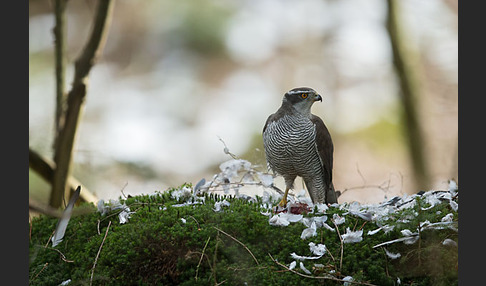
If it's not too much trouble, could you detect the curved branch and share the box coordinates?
[30,147,98,204]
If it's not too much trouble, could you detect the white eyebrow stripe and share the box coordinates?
[287,89,314,95]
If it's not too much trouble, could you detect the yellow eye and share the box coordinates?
[301,93,308,99]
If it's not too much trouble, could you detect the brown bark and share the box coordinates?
[50,0,115,208]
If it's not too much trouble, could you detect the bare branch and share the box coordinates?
[29,147,97,204]
[53,0,67,148]
[51,0,115,208]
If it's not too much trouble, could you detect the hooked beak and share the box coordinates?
[315,94,322,102]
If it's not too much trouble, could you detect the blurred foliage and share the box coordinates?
[344,117,405,152]
[29,170,51,205]
[30,184,457,285]
[173,1,232,56]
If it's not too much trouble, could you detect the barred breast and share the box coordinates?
[263,113,326,202]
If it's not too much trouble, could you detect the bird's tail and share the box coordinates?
[326,182,339,204]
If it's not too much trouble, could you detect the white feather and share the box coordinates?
[52,186,81,247]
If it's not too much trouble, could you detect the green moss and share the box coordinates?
[29,184,458,285]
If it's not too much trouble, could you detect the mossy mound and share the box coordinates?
[29,184,458,285]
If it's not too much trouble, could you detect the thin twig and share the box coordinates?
[213,226,259,265]
[326,242,336,263]
[227,266,268,272]
[398,171,404,194]
[417,219,422,267]
[49,247,74,263]
[205,179,285,197]
[356,162,366,185]
[195,236,211,281]
[340,179,393,196]
[45,230,55,248]
[352,218,359,231]
[188,215,201,230]
[31,262,49,282]
[359,221,368,231]
[213,232,220,285]
[90,220,111,286]
[268,253,377,286]
[205,181,265,191]
[382,248,390,278]
[332,219,344,272]
[120,182,129,199]
[218,136,238,159]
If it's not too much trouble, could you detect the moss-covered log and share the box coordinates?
[29,184,458,285]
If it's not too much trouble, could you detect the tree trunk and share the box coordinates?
[386,0,431,190]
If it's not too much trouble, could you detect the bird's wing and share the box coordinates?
[262,114,274,134]
[310,115,333,184]
[263,101,294,134]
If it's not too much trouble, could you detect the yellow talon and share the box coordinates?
[278,187,290,207]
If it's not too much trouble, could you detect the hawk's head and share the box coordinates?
[283,87,322,114]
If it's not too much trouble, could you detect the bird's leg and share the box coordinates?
[278,187,290,207]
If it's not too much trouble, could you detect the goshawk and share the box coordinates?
[262,87,338,206]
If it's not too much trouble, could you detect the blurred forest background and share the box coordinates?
[29,0,457,206]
